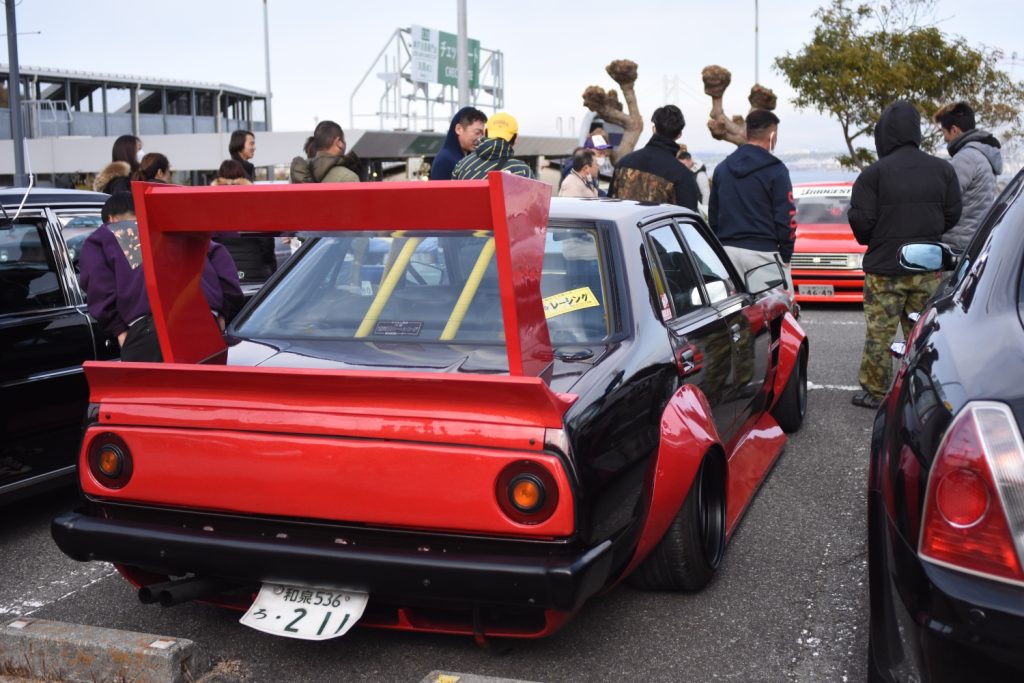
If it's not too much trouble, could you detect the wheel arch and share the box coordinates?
[613,383,724,585]
[770,311,808,410]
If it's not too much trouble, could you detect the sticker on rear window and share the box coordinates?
[543,287,600,319]
[372,320,423,336]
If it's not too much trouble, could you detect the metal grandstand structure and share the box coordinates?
[0,64,268,140]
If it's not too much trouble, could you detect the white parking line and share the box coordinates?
[808,382,860,391]
[0,563,117,618]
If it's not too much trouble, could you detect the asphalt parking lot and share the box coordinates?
[1,304,873,682]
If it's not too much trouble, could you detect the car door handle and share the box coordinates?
[675,347,698,376]
[730,323,742,343]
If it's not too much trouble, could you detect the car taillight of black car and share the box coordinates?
[918,402,1024,586]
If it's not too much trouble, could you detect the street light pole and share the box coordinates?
[754,0,760,85]
[456,0,468,108]
[5,0,28,186]
[262,0,273,131]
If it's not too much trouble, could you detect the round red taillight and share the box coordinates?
[88,433,133,489]
[936,468,989,528]
[496,461,558,525]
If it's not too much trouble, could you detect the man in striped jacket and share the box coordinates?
[452,112,534,180]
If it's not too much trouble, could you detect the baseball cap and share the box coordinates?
[487,112,519,142]
[584,130,612,150]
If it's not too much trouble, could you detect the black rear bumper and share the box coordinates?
[52,509,613,612]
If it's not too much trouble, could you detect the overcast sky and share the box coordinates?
[5,0,1023,154]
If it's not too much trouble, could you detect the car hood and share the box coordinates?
[225,337,607,395]
[795,223,866,254]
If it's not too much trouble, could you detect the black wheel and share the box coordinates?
[772,345,807,433]
[627,453,726,592]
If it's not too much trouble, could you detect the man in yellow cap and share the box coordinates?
[452,112,534,180]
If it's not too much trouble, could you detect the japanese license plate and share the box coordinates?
[798,284,835,297]
[239,583,368,640]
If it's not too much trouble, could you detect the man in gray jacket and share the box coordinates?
[933,102,1003,253]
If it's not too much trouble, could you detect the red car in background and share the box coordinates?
[791,181,865,303]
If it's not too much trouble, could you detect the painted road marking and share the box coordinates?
[0,563,117,618]
[808,382,860,391]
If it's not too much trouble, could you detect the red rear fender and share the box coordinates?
[614,384,722,583]
[771,311,807,405]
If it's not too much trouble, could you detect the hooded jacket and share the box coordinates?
[848,102,962,275]
[451,137,533,180]
[93,161,133,194]
[942,128,1003,252]
[609,133,700,210]
[289,152,361,183]
[708,144,796,261]
[430,107,479,180]
[210,177,277,282]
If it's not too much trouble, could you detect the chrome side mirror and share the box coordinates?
[898,242,957,272]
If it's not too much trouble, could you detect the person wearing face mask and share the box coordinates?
[429,107,487,180]
[708,108,796,290]
[559,148,600,198]
[94,135,142,194]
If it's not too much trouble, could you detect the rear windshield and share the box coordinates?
[234,226,611,344]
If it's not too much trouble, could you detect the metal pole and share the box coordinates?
[754,0,760,85]
[457,0,468,107]
[262,0,273,131]
[5,0,28,185]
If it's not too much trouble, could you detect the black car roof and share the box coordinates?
[0,187,108,208]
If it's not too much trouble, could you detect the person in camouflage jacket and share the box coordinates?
[608,105,700,211]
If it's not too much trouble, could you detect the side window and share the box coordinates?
[677,222,738,304]
[647,225,703,318]
[0,222,66,315]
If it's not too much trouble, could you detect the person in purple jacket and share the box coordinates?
[79,191,243,362]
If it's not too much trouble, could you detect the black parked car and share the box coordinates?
[868,170,1024,681]
[0,188,117,503]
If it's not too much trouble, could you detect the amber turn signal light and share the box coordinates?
[496,461,559,525]
[509,475,545,513]
[87,433,133,489]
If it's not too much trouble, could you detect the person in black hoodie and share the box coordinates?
[848,100,962,409]
[708,109,795,289]
[609,105,700,210]
[429,107,487,180]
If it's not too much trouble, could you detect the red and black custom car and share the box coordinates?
[52,174,807,642]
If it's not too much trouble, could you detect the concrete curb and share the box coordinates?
[0,618,208,683]
[419,673,543,683]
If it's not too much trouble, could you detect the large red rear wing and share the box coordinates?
[130,172,553,376]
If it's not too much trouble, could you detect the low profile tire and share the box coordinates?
[772,345,808,433]
[628,453,726,592]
